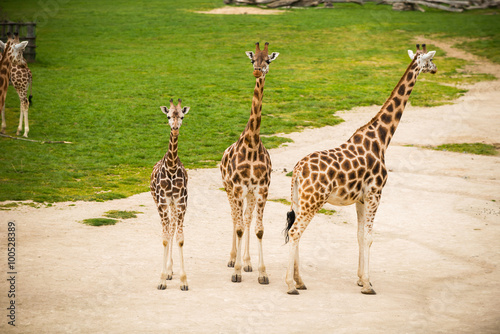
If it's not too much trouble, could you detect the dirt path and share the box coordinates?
[1,40,499,333]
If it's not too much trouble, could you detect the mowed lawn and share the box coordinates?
[1,0,498,202]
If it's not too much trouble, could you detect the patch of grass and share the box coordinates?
[269,198,292,206]
[0,1,498,202]
[104,210,142,219]
[318,208,336,215]
[433,143,498,155]
[286,171,293,177]
[81,218,118,226]
[0,202,19,210]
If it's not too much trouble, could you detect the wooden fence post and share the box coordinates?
[25,23,36,63]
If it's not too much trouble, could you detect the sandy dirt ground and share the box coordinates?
[1,40,499,333]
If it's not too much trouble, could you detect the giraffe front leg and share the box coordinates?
[232,198,244,283]
[165,211,176,280]
[175,204,188,291]
[243,193,256,273]
[158,210,172,290]
[356,196,380,295]
[255,198,269,284]
[225,189,237,268]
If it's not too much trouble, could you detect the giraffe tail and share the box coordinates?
[28,80,33,107]
[284,210,295,244]
[284,173,299,244]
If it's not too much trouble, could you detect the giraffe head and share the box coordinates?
[160,99,190,136]
[245,42,279,79]
[407,44,437,74]
[0,33,28,66]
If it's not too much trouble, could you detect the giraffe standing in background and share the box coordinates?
[284,44,437,295]
[220,42,279,284]
[0,33,29,137]
[0,33,32,137]
[150,98,190,291]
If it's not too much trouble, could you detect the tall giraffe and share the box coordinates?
[220,42,279,284]
[6,33,33,137]
[150,98,190,291]
[284,44,437,295]
[0,34,28,137]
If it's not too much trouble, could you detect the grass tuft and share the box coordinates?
[433,143,498,156]
[104,210,142,219]
[81,218,118,226]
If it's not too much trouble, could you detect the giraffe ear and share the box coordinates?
[182,106,190,115]
[268,52,279,62]
[408,50,415,60]
[0,41,5,50]
[245,51,254,60]
[14,41,28,51]
[422,51,436,60]
[160,106,169,115]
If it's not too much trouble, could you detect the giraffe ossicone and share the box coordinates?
[283,44,437,295]
[220,42,279,285]
[150,98,190,291]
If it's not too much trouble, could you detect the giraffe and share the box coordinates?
[220,42,279,284]
[283,44,437,295]
[0,34,28,137]
[150,98,190,291]
[0,33,33,137]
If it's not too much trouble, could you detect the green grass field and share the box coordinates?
[1,1,498,202]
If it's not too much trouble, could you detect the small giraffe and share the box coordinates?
[284,44,437,295]
[2,33,33,137]
[220,42,279,284]
[0,34,28,137]
[150,98,190,291]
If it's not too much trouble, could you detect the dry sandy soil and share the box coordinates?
[1,39,499,333]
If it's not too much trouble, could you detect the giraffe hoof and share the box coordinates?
[243,265,253,272]
[231,274,242,283]
[361,287,376,295]
[287,289,299,295]
[157,283,167,290]
[227,260,235,268]
[296,283,307,290]
[258,276,269,285]
[180,285,189,291]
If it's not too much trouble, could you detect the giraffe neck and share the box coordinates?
[0,42,13,108]
[241,76,265,147]
[348,58,419,157]
[164,131,179,173]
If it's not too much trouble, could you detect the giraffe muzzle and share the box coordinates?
[253,70,263,78]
